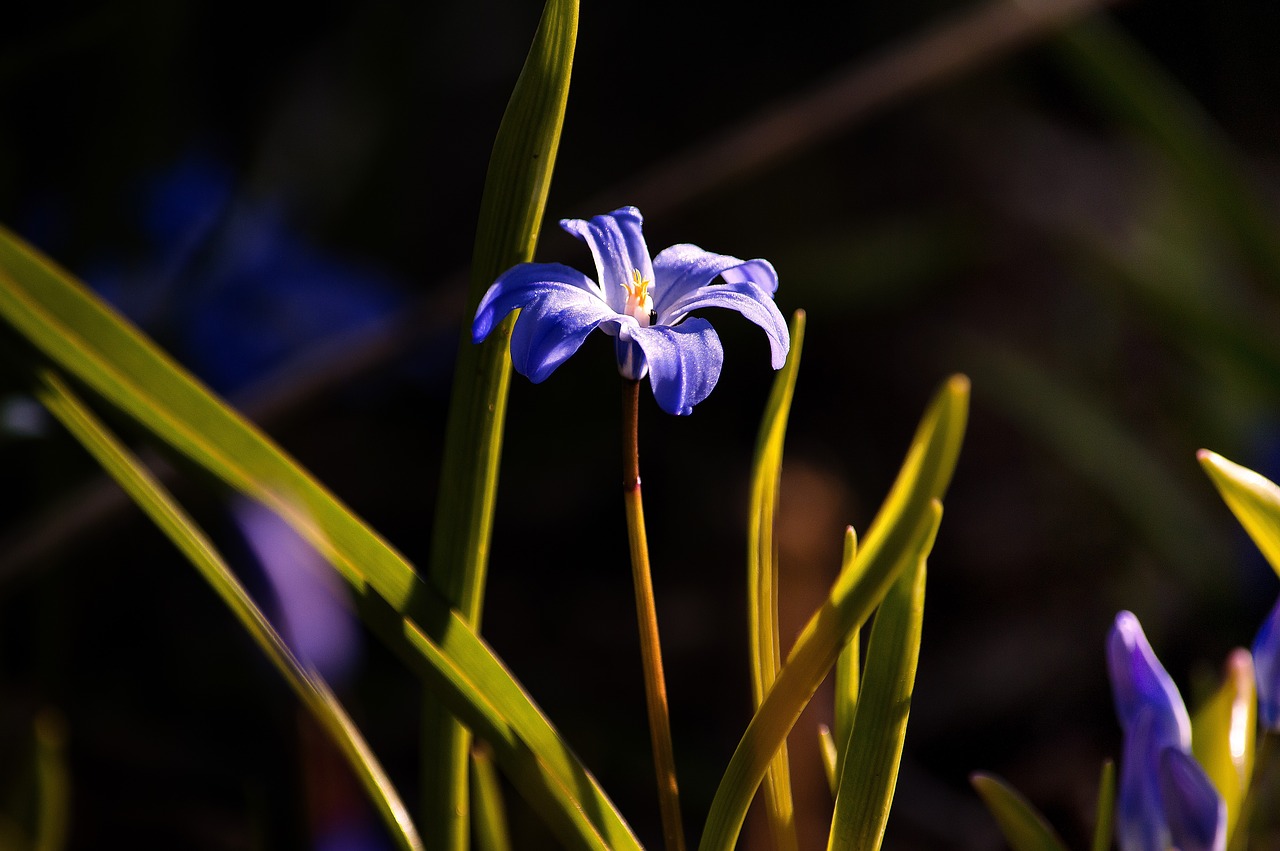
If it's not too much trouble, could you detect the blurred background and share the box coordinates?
[2,0,1280,848]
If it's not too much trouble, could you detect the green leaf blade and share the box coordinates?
[1199,449,1280,580]
[698,371,968,851]
[827,553,927,851]
[1191,649,1256,837]
[0,227,640,849]
[747,310,806,851]
[424,1,578,841]
[33,370,424,851]
[1090,760,1116,851]
[971,773,1071,851]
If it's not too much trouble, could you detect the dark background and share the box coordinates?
[2,0,1279,848]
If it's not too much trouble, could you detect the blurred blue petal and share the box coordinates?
[87,150,407,396]
[1108,610,1191,748]
[235,498,361,685]
[1252,593,1280,730]
[1158,748,1227,851]
[1107,611,1222,851]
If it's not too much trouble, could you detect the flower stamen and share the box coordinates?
[622,268,654,326]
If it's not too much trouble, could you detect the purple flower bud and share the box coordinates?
[1106,611,1224,851]
[1252,593,1280,730]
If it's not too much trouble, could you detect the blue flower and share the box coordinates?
[472,206,789,415]
[1107,611,1225,851]
[1253,593,1280,730]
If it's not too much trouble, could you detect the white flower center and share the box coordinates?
[621,268,655,327]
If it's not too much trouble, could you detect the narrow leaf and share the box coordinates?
[833,527,860,784]
[1091,760,1116,851]
[32,369,423,851]
[470,742,513,851]
[827,553,927,851]
[697,375,967,851]
[970,773,1071,851]
[818,725,838,797]
[747,310,806,851]
[32,710,69,851]
[424,0,579,843]
[1191,649,1256,837]
[1199,449,1280,580]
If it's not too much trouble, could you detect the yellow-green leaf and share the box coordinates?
[33,370,422,851]
[1090,760,1116,851]
[1199,449,1280,580]
[833,527,860,785]
[827,553,926,851]
[971,773,1070,851]
[424,0,579,843]
[698,375,968,851]
[747,310,806,851]
[1191,649,1256,837]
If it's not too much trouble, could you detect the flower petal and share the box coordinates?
[1116,709,1166,851]
[623,319,724,416]
[1107,611,1192,749]
[651,245,788,368]
[1158,748,1227,851]
[651,243,778,313]
[1252,593,1280,730]
[472,263,617,383]
[472,262,602,342]
[560,207,653,312]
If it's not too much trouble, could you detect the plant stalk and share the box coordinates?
[622,378,686,851]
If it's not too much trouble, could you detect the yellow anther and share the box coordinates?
[627,268,651,302]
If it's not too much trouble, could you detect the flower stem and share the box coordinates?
[622,378,686,851]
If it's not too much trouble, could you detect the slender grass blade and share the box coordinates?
[698,373,968,851]
[33,369,423,851]
[747,310,805,851]
[970,773,1070,851]
[424,0,579,843]
[1091,760,1115,851]
[827,554,926,851]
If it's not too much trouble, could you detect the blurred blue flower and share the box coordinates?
[1107,611,1225,851]
[472,206,789,415]
[89,151,405,396]
[1253,594,1280,730]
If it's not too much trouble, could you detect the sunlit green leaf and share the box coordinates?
[971,773,1070,851]
[833,527,859,785]
[1199,449,1280,580]
[32,370,423,851]
[747,310,806,851]
[423,0,579,842]
[698,375,968,851]
[470,742,513,851]
[1192,649,1256,837]
[827,552,926,851]
[818,725,838,797]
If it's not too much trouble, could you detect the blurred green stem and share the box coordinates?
[622,378,686,851]
[1232,731,1278,851]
